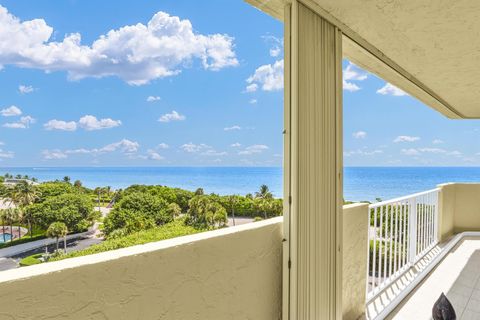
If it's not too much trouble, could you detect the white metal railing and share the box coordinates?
[366,188,439,301]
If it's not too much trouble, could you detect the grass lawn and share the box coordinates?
[0,226,46,249]
[50,219,203,262]
[19,253,43,266]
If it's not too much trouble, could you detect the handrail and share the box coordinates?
[369,188,440,208]
[366,188,440,302]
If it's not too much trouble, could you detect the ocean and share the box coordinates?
[2,166,480,202]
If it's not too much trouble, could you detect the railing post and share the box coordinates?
[408,198,417,265]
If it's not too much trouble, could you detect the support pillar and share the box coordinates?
[284,1,343,319]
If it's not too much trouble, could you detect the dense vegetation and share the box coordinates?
[0,173,284,263]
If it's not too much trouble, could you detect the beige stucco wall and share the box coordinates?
[0,217,283,320]
[438,183,480,240]
[342,203,369,320]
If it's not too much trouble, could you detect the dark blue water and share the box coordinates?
[2,166,480,201]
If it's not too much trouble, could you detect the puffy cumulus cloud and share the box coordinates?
[158,110,185,123]
[0,7,238,85]
[78,115,121,131]
[3,115,35,129]
[1,105,22,116]
[343,62,367,92]
[147,149,164,160]
[147,96,161,102]
[377,83,408,96]
[246,59,283,92]
[401,148,420,156]
[394,135,420,143]
[43,115,121,131]
[44,119,77,131]
[262,35,283,58]
[156,143,169,149]
[230,142,241,147]
[18,85,35,94]
[238,144,269,155]
[42,149,67,160]
[224,125,241,131]
[352,131,367,139]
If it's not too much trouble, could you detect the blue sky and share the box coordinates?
[0,1,478,167]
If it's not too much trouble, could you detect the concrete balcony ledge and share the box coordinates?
[0,217,283,320]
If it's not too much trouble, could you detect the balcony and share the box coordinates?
[0,183,477,319]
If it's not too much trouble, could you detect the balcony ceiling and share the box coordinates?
[246,0,480,119]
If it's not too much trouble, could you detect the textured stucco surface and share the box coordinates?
[342,203,369,320]
[438,183,480,238]
[248,0,480,118]
[0,218,283,320]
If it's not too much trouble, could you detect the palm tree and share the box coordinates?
[4,208,16,242]
[228,195,239,226]
[63,176,71,184]
[255,184,273,200]
[0,209,7,242]
[167,203,182,219]
[47,222,68,253]
[12,181,39,237]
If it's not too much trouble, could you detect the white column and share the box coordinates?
[284,1,343,319]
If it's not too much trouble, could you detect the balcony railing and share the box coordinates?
[366,188,439,301]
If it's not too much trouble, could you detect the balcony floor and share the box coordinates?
[387,236,480,320]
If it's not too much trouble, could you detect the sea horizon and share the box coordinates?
[3,166,480,202]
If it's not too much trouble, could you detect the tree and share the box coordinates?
[46,222,68,253]
[3,208,16,242]
[103,192,170,235]
[187,196,227,228]
[28,193,96,233]
[227,195,239,226]
[0,209,8,242]
[195,188,204,196]
[73,180,82,188]
[63,176,71,184]
[255,184,273,200]
[12,181,40,237]
[166,203,182,219]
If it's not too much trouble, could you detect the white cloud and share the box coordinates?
[352,131,367,139]
[181,143,210,153]
[224,125,241,131]
[201,150,227,156]
[343,80,360,92]
[262,35,283,58]
[418,148,446,154]
[42,149,67,160]
[3,115,35,129]
[1,105,22,116]
[78,115,121,130]
[158,110,185,123]
[147,149,164,160]
[432,139,444,144]
[156,143,169,149]
[44,119,77,131]
[401,148,420,156]
[394,135,420,143]
[249,99,257,104]
[0,149,14,158]
[0,7,238,85]
[447,150,462,156]
[18,85,34,94]
[146,96,161,102]
[377,83,408,96]
[342,62,367,92]
[246,59,283,92]
[99,139,139,154]
[344,149,383,157]
[230,143,241,147]
[238,144,269,155]
[245,83,258,93]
